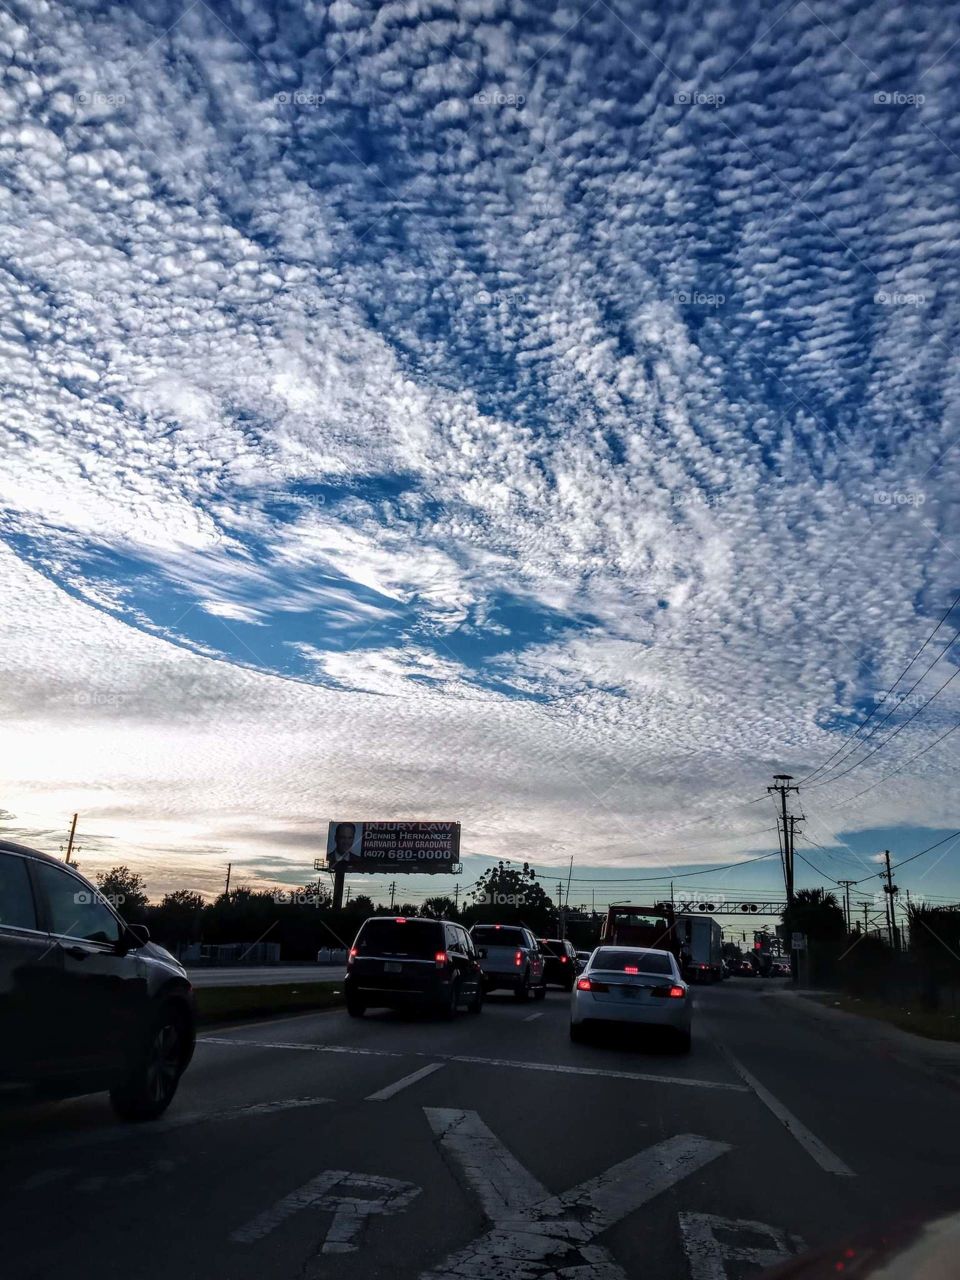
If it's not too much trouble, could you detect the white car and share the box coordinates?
[569,945,692,1051]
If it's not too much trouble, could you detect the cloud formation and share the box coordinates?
[1,0,960,893]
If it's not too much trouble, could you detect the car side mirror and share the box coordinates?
[124,923,150,949]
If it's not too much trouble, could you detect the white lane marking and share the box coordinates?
[679,1212,805,1278]
[366,1062,445,1101]
[716,1042,854,1176]
[422,1108,729,1280]
[523,1012,543,1022]
[200,1036,746,1092]
[231,1170,420,1253]
[446,1053,746,1092]
[201,1036,403,1058]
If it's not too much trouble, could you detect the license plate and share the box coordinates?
[384,961,403,973]
[619,986,638,998]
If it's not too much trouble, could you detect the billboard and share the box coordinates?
[325,821,461,874]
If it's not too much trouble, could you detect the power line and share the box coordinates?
[799,584,960,785]
[803,619,960,789]
[850,829,960,885]
[830,719,960,807]
[803,664,960,792]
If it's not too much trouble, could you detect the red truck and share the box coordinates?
[600,903,681,960]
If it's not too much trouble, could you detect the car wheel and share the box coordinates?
[109,1003,190,1123]
[513,971,531,1002]
[441,979,461,1020]
[569,1022,588,1043]
[346,997,366,1018]
[467,984,484,1015]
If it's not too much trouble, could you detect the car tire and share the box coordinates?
[513,971,531,1002]
[109,1002,190,1123]
[569,1022,588,1043]
[441,979,460,1020]
[467,984,483,1015]
[346,997,366,1018]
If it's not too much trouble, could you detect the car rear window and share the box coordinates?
[354,919,443,958]
[472,926,526,946]
[538,938,565,954]
[591,949,673,974]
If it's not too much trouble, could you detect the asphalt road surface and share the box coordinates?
[187,965,343,987]
[3,980,960,1280]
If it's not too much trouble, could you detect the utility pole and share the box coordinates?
[224,862,232,896]
[768,775,799,904]
[454,883,459,910]
[862,902,869,935]
[558,882,564,937]
[882,850,900,951]
[838,880,856,934]
[389,880,396,910]
[62,812,79,865]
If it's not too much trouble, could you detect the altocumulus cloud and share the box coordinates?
[1,0,960,887]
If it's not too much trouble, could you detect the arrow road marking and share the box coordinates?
[231,1170,420,1254]
[679,1212,805,1279]
[422,1108,730,1279]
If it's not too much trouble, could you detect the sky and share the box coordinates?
[2,0,960,916]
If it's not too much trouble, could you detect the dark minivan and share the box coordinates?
[345,916,483,1018]
[0,839,196,1121]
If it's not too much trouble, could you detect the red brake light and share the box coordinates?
[576,976,592,990]
[624,965,639,974]
[396,917,406,923]
[494,924,501,929]
[560,955,568,963]
[668,985,685,998]
[348,947,357,965]
[434,950,448,967]
[514,949,523,966]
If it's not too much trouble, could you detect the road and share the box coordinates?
[3,980,960,1280]
[186,965,343,987]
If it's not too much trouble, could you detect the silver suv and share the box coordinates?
[469,924,546,1001]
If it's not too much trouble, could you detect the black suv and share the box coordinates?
[538,937,579,990]
[0,840,196,1121]
[345,916,483,1018]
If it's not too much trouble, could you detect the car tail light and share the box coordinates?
[348,947,357,966]
[624,965,638,974]
[560,955,568,964]
[577,976,609,993]
[651,984,686,998]
[435,950,448,968]
[396,917,406,923]
[576,976,592,990]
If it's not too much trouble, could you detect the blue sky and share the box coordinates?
[1,0,960,908]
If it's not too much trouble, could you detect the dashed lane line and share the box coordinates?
[366,1063,445,1101]
[198,1037,748,1092]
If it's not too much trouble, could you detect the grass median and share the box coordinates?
[196,980,345,1025]
[810,993,960,1042]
